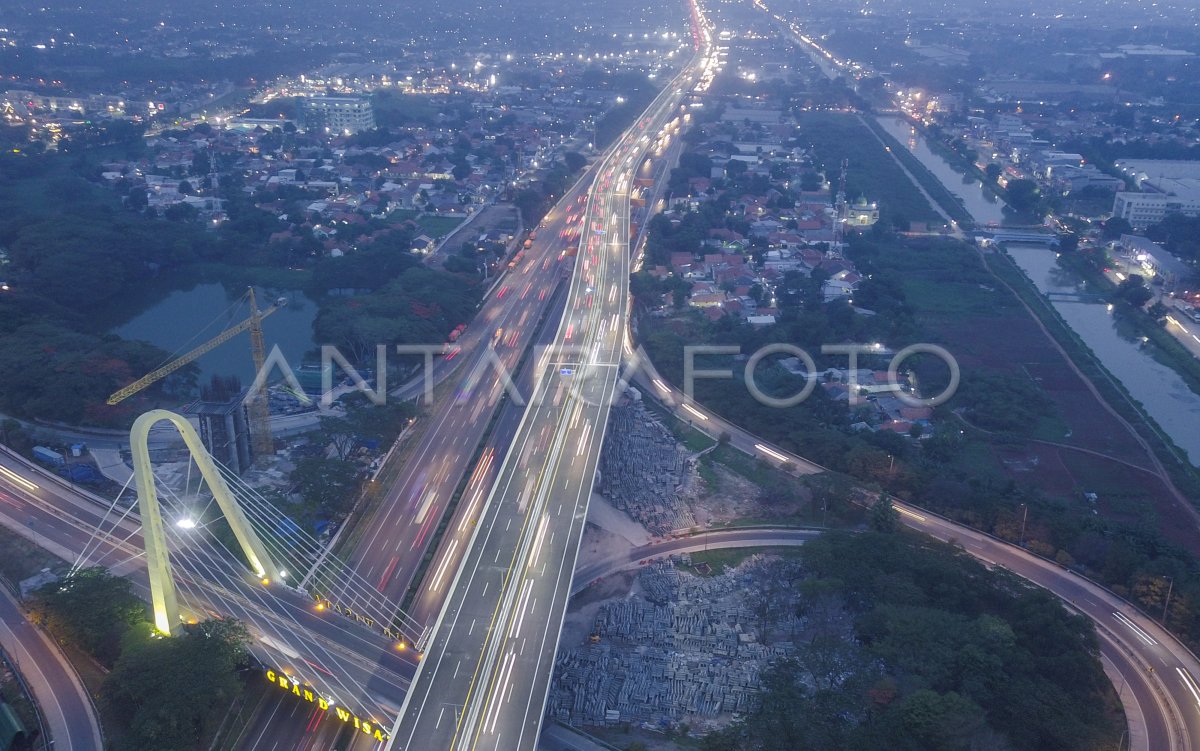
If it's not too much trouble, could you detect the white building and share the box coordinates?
[303,95,375,135]
[1112,180,1200,229]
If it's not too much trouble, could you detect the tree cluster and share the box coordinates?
[702,533,1118,751]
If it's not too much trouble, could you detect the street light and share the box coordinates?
[1162,575,1175,625]
[1018,503,1028,547]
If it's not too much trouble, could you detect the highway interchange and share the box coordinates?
[1,3,1200,750]
[386,36,714,751]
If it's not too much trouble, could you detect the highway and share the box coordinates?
[345,160,596,620]
[0,446,417,735]
[634,358,1200,751]
[386,20,717,750]
[0,585,103,750]
[0,8,1194,751]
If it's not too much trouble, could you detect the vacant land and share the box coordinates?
[795,111,941,224]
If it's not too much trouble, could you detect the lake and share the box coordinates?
[113,281,319,392]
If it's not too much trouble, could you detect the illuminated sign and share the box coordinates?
[310,592,409,643]
[265,669,389,742]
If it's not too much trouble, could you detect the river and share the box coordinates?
[113,281,319,392]
[873,116,1009,227]
[877,116,1200,465]
[1004,246,1200,464]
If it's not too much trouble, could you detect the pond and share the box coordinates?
[112,280,319,393]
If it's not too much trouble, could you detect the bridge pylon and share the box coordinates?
[130,409,282,635]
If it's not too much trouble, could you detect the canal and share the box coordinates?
[873,116,1009,227]
[879,116,1200,464]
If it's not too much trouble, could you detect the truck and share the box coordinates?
[507,250,525,269]
[447,323,467,343]
[32,446,65,467]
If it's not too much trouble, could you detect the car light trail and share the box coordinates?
[427,539,460,593]
[1113,612,1158,646]
[0,465,38,491]
[682,403,708,420]
[754,444,788,462]
[894,505,926,522]
[1177,667,1200,709]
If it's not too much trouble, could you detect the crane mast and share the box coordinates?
[246,288,274,459]
[107,287,285,466]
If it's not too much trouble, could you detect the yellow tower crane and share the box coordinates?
[107,289,287,460]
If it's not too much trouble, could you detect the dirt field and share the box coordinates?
[923,268,1196,553]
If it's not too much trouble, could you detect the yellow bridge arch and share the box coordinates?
[131,409,281,634]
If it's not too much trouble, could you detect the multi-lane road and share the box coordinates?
[0,4,1198,750]
[0,585,102,750]
[0,445,417,736]
[387,28,715,751]
[346,162,596,623]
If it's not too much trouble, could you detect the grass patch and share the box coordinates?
[902,278,1001,318]
[677,546,805,576]
[416,214,466,238]
[387,208,421,224]
[0,525,67,587]
[708,444,785,485]
[639,393,717,452]
[988,249,1200,495]
[861,115,976,228]
[795,111,940,224]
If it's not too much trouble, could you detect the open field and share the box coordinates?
[795,111,941,224]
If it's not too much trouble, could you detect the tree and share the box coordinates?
[870,494,899,533]
[1113,274,1152,308]
[102,619,250,750]
[1004,179,1044,216]
[290,457,360,518]
[563,151,587,173]
[29,567,146,665]
[984,163,1002,183]
[1102,216,1132,240]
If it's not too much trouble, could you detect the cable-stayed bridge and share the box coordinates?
[70,409,424,743]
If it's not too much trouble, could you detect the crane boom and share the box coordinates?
[106,299,284,405]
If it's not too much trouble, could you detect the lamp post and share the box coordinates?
[1018,503,1028,547]
[1162,575,1175,625]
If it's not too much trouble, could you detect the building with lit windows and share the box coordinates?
[303,95,375,135]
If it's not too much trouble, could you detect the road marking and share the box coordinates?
[427,539,460,593]
[468,618,476,636]
[436,706,446,729]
